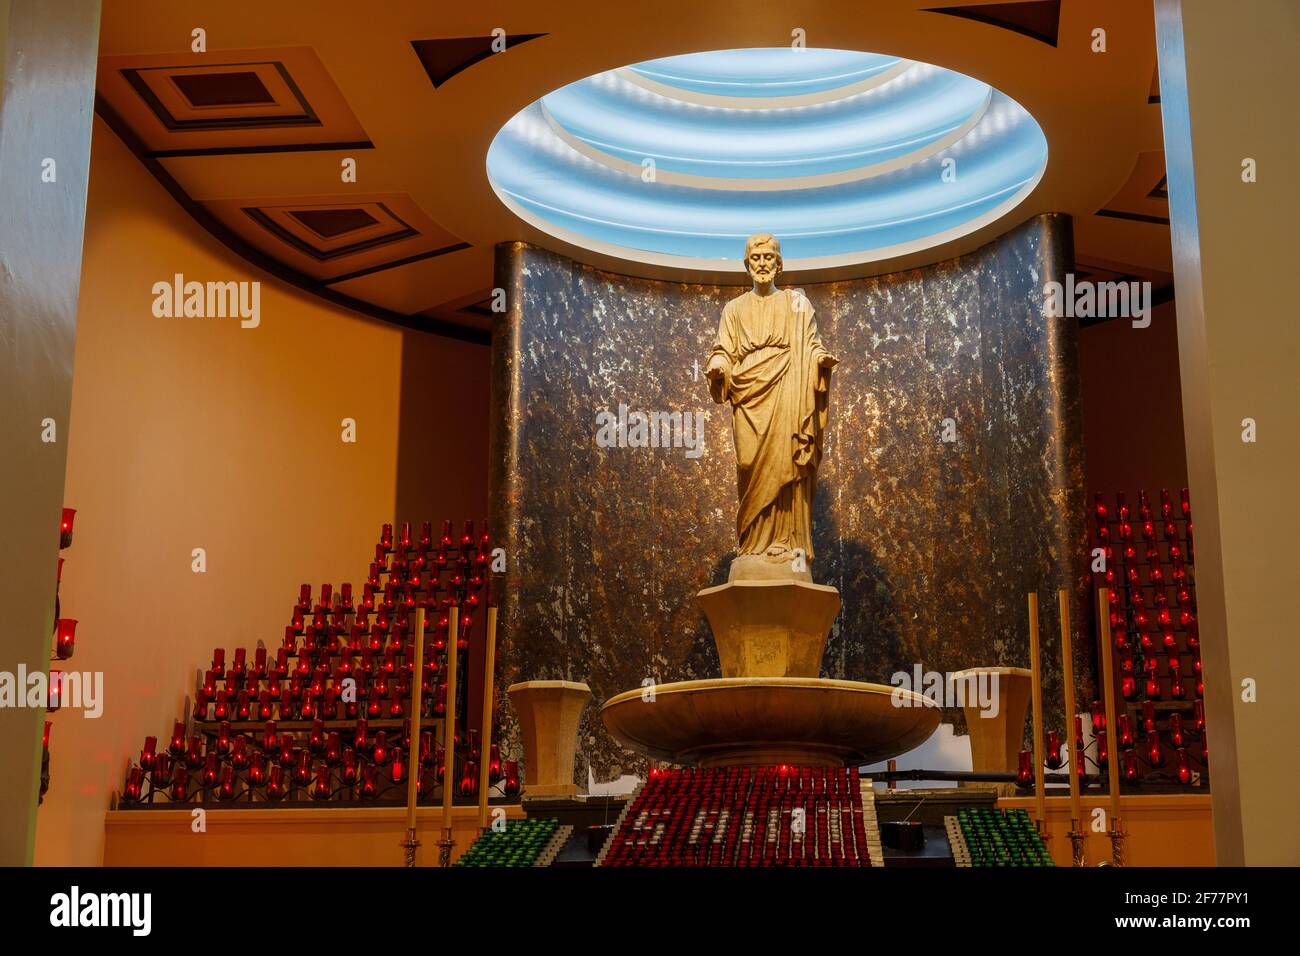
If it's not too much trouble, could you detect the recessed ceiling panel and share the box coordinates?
[486,47,1049,271]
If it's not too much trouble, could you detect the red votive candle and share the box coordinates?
[342,747,358,785]
[124,767,144,802]
[185,735,203,769]
[1176,748,1192,785]
[294,750,312,787]
[390,747,405,785]
[1123,751,1140,783]
[313,763,331,800]
[361,765,378,799]
[169,721,186,755]
[171,764,190,801]
[249,751,266,787]
[267,765,285,800]
[152,753,173,787]
[139,736,157,770]
[459,760,478,797]
[278,734,295,768]
[54,619,77,660]
[1045,730,1062,769]
[201,753,218,788]
[1015,750,1033,788]
[1146,731,1164,767]
[45,670,63,712]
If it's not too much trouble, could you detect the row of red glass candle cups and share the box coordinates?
[286,587,481,643]
[378,520,485,556]
[165,719,496,767]
[1117,649,1203,701]
[1017,699,1207,786]
[125,724,518,803]
[1093,490,1193,545]
[1018,744,1200,787]
[195,673,454,723]
[125,754,522,804]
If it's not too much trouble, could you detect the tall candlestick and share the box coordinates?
[1057,588,1084,866]
[1027,593,1047,837]
[439,606,460,866]
[476,607,499,831]
[401,608,427,866]
[1097,587,1125,864]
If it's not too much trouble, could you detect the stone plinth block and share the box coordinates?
[697,580,840,679]
[952,666,1033,776]
[506,680,592,798]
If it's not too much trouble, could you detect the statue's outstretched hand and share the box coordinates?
[705,356,729,402]
[817,352,839,369]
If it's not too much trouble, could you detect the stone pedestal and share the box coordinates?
[952,666,1032,794]
[603,571,939,770]
[697,580,840,678]
[507,680,591,798]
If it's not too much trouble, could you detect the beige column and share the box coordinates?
[1155,0,1300,865]
[0,0,101,865]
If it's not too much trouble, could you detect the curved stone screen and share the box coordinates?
[489,214,1091,784]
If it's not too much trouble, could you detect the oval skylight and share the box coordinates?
[487,48,1048,271]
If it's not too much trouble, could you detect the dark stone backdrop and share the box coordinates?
[489,214,1093,785]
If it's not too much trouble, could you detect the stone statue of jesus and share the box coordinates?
[706,233,837,579]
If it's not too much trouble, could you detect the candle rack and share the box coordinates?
[118,520,512,811]
[1088,489,1209,791]
[43,506,80,805]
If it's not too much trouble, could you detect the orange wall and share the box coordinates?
[35,118,488,865]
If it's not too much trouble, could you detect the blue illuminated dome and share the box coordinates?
[487,48,1048,271]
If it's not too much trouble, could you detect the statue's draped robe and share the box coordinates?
[709,288,832,558]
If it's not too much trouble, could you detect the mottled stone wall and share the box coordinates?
[489,214,1092,785]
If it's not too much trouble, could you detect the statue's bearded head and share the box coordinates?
[744,233,782,286]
